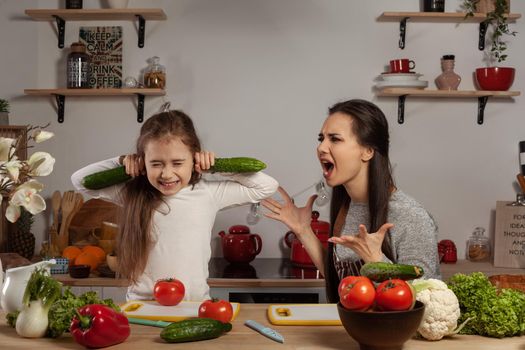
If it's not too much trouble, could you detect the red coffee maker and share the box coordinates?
[284,211,330,268]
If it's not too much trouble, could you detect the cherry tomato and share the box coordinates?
[153,278,185,306]
[338,276,376,311]
[198,298,233,323]
[374,279,414,311]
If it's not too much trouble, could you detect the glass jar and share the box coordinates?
[143,56,166,89]
[467,227,491,262]
[67,42,91,89]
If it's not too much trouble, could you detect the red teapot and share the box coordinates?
[218,225,262,263]
[284,211,330,268]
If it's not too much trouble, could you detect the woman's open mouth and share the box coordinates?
[321,161,334,178]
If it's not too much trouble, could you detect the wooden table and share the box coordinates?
[0,304,522,349]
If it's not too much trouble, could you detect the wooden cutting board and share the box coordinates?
[267,304,342,326]
[121,300,240,322]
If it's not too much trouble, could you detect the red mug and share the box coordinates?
[389,59,416,73]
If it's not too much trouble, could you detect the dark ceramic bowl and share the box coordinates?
[337,301,425,350]
[69,264,91,278]
[475,67,515,91]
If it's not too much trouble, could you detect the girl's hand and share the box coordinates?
[122,154,144,177]
[328,223,394,263]
[262,186,317,236]
[194,151,215,173]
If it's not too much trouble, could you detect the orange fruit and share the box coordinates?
[75,252,99,272]
[82,245,106,263]
[62,246,82,263]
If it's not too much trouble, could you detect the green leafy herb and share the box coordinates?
[46,287,120,338]
[448,272,525,338]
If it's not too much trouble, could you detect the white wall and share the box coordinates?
[1,0,524,260]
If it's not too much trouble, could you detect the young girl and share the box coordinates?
[71,110,278,301]
[262,99,440,303]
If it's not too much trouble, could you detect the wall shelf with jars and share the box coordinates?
[24,88,165,123]
[376,88,520,124]
[25,8,167,48]
[377,12,521,50]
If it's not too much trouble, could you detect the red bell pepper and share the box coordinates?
[70,304,130,348]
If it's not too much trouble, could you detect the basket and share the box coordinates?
[488,274,525,293]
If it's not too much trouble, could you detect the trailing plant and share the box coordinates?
[462,0,517,64]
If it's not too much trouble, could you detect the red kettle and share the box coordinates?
[218,225,262,263]
[284,211,330,268]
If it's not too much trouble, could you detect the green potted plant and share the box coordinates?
[462,0,517,90]
[0,99,9,125]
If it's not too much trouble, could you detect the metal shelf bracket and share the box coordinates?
[136,15,146,48]
[477,96,489,125]
[479,21,488,50]
[397,95,407,124]
[136,93,145,122]
[53,15,66,49]
[54,94,66,123]
[399,17,409,49]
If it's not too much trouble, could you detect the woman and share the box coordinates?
[262,99,440,302]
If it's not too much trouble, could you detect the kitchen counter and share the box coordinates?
[52,259,524,287]
[0,304,522,349]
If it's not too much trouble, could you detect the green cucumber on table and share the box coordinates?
[160,318,232,343]
[359,262,424,282]
[82,157,267,190]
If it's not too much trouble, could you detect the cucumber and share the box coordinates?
[359,262,424,282]
[160,318,232,343]
[82,157,266,190]
[209,157,266,173]
[82,165,131,190]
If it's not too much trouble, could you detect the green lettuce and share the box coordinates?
[448,272,525,338]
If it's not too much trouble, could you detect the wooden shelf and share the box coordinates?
[375,88,520,124]
[24,8,167,21]
[24,88,166,123]
[24,88,165,97]
[376,89,520,98]
[25,8,167,48]
[378,11,521,22]
[378,11,521,50]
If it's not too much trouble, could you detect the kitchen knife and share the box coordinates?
[244,319,284,343]
[127,317,171,328]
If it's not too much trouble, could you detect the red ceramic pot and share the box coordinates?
[475,67,515,91]
[284,211,330,268]
[218,225,262,263]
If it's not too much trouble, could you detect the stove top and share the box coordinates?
[208,258,324,280]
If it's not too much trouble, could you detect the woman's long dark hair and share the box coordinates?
[117,110,202,283]
[324,99,395,303]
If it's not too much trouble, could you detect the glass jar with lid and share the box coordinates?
[143,56,166,89]
[466,227,491,262]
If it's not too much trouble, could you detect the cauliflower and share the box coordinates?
[411,278,461,341]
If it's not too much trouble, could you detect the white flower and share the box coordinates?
[32,130,54,143]
[6,180,46,222]
[4,158,22,182]
[28,152,55,176]
[0,137,15,161]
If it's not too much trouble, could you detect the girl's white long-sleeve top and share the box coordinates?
[71,157,278,301]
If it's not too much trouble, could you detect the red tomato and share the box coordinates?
[153,278,185,306]
[338,276,376,311]
[198,298,233,323]
[374,279,414,311]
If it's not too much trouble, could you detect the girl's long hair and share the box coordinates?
[117,110,201,283]
[324,99,395,303]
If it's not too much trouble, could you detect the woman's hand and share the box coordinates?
[194,151,215,173]
[328,223,394,263]
[262,187,317,236]
[122,154,144,177]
